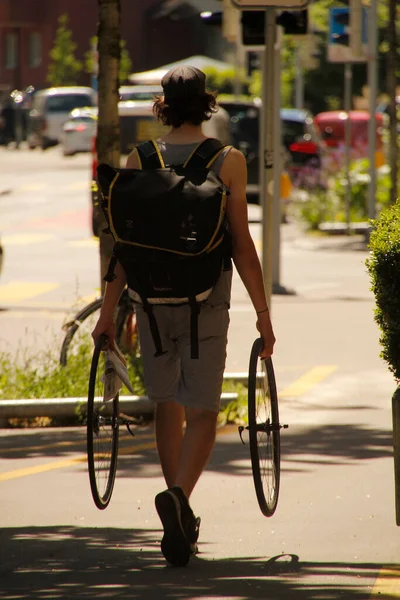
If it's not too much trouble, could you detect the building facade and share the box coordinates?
[0,0,224,94]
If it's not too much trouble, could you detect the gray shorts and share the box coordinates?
[135,303,230,413]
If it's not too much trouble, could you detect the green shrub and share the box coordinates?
[294,160,392,230]
[0,337,145,401]
[330,159,391,221]
[366,200,400,381]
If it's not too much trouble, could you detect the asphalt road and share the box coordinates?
[0,146,399,599]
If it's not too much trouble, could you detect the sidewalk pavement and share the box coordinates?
[0,207,372,421]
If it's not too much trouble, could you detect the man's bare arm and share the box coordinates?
[220,148,275,358]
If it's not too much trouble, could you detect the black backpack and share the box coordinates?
[96,138,232,359]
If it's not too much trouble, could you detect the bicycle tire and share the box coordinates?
[248,338,280,517]
[60,291,139,366]
[60,298,103,366]
[87,334,119,510]
[392,388,400,525]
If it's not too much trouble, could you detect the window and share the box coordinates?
[28,32,42,68]
[46,94,95,113]
[5,32,18,69]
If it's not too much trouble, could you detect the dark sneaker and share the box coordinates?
[188,516,201,555]
[155,487,200,566]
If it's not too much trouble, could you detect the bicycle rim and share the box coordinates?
[248,338,280,517]
[60,299,103,366]
[87,337,119,510]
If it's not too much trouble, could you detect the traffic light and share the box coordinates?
[242,11,265,46]
[276,10,308,35]
[331,10,350,45]
[247,51,261,76]
[241,9,308,45]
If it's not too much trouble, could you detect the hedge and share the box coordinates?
[367,200,400,381]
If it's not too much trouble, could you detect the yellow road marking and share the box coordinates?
[2,233,54,246]
[69,238,99,248]
[65,181,89,191]
[0,281,59,303]
[279,365,337,399]
[0,432,156,455]
[370,567,400,598]
[0,368,336,483]
[0,426,238,482]
[78,292,100,304]
[17,183,47,192]
[0,442,156,482]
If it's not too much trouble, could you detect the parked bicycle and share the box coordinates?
[60,288,139,367]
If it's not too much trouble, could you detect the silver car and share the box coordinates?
[27,87,96,150]
[60,107,97,156]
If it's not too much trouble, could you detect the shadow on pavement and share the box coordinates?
[0,525,386,599]
[0,422,393,478]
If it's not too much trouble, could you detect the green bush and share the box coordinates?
[294,160,392,230]
[366,200,400,381]
[330,159,391,222]
[0,337,145,401]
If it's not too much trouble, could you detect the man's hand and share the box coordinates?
[92,318,116,350]
[256,312,276,359]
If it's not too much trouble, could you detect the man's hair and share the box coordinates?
[153,92,218,128]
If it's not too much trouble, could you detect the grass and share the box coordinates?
[0,336,145,401]
[0,333,247,427]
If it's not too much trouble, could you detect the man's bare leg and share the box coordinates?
[155,400,185,488]
[174,406,218,498]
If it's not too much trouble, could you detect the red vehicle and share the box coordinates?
[314,110,386,168]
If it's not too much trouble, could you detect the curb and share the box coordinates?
[0,392,239,421]
[0,373,254,424]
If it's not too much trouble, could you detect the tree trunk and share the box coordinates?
[387,0,398,204]
[97,0,121,293]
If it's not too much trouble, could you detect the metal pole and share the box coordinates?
[344,62,352,233]
[295,44,304,110]
[233,40,243,99]
[367,0,377,218]
[260,9,276,305]
[272,25,282,290]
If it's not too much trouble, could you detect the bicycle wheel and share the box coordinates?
[248,338,281,517]
[87,334,119,510]
[392,388,400,525]
[60,298,103,366]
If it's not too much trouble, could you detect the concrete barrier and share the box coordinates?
[0,392,239,421]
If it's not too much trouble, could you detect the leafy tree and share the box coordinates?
[47,14,82,86]
[302,0,398,114]
[85,36,132,84]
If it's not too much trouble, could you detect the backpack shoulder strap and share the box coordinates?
[135,140,165,169]
[183,138,229,169]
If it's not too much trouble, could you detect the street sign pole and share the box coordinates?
[367,0,377,220]
[344,62,353,233]
[272,25,282,291]
[260,8,276,304]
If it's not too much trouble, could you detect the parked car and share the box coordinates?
[60,107,97,156]
[314,110,387,169]
[119,85,162,102]
[219,99,328,199]
[27,86,96,150]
